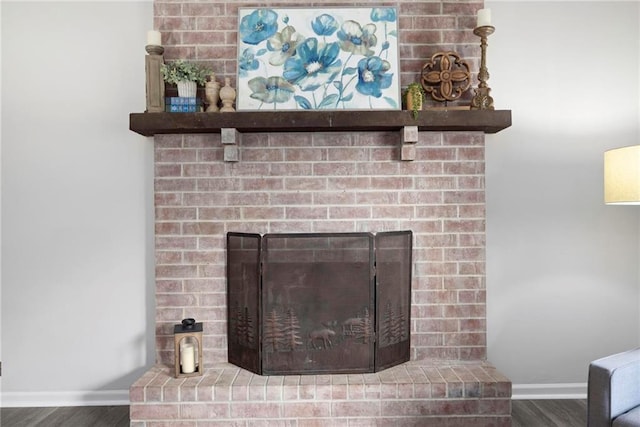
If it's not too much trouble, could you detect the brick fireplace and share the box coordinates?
[129,1,512,425]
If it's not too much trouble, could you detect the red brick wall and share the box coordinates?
[154,1,482,90]
[153,0,486,368]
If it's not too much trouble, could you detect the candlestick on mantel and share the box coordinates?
[471,8,495,111]
[145,30,165,113]
[477,8,491,27]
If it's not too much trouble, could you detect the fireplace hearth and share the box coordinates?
[227,231,412,375]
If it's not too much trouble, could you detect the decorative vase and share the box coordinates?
[177,80,197,98]
[406,95,422,115]
[205,73,220,112]
[405,86,423,118]
[219,77,236,112]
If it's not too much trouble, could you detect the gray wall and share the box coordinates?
[1,1,638,404]
[486,0,640,392]
[1,1,154,404]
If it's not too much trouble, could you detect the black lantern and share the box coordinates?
[173,318,203,378]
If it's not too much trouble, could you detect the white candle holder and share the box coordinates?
[174,318,203,378]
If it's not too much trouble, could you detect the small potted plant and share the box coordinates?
[404,82,425,119]
[161,59,212,98]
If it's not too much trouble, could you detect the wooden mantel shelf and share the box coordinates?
[129,110,511,137]
[130,109,511,161]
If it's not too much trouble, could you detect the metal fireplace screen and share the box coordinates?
[226,231,412,375]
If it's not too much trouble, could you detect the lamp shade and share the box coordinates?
[604,145,640,205]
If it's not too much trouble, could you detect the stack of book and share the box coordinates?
[165,97,202,112]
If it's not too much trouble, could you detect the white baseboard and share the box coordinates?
[512,383,587,400]
[0,390,129,408]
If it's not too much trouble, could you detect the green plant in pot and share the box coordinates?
[404,82,426,119]
[161,59,212,98]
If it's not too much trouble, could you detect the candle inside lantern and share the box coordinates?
[180,343,196,374]
[477,8,491,27]
[147,30,162,46]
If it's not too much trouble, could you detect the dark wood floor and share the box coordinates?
[512,399,587,427]
[1,400,586,426]
[0,406,129,427]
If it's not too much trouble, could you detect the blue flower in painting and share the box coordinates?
[267,25,303,66]
[238,48,260,77]
[248,76,295,104]
[283,38,342,91]
[240,9,278,45]
[336,20,377,56]
[370,8,396,22]
[312,14,338,36]
[356,56,392,98]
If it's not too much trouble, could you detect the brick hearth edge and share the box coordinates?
[130,360,511,426]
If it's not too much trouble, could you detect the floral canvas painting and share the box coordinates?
[236,7,400,111]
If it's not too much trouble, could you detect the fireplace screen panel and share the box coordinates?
[262,233,375,375]
[375,231,413,371]
[227,231,411,375]
[226,233,261,374]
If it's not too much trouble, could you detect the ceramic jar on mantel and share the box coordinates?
[205,73,220,112]
[405,83,423,118]
[219,77,236,112]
